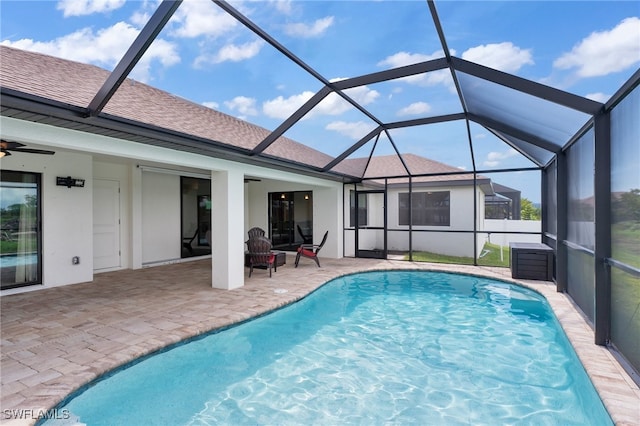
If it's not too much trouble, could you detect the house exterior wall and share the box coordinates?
[1,116,344,294]
[1,150,94,295]
[386,185,483,258]
[243,178,342,259]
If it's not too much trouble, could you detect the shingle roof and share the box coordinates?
[0,45,333,168]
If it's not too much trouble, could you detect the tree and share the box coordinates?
[521,197,541,220]
[613,189,640,223]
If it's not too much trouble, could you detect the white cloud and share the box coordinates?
[202,101,220,109]
[585,92,609,103]
[341,85,380,105]
[284,16,334,38]
[554,17,640,77]
[170,0,238,38]
[377,50,454,87]
[268,0,293,15]
[314,93,353,116]
[378,51,440,68]
[56,0,125,17]
[195,40,264,66]
[462,42,533,73]
[326,121,377,140]
[1,22,180,83]
[224,96,259,117]
[263,91,315,119]
[397,102,431,116]
[483,148,518,167]
[262,83,379,120]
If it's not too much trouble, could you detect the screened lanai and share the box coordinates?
[1,0,639,383]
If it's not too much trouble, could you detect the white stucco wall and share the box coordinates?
[386,185,480,257]
[1,150,93,294]
[243,177,342,259]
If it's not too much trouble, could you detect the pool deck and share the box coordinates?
[1,256,639,425]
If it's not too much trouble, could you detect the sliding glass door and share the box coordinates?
[1,170,42,289]
[181,177,211,258]
[269,191,313,250]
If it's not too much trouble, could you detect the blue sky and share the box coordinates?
[1,0,639,203]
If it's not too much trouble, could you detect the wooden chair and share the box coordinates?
[295,231,328,268]
[182,229,198,255]
[247,227,265,240]
[247,236,276,277]
[297,224,312,244]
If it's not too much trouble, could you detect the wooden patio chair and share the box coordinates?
[297,224,312,244]
[295,230,328,268]
[247,227,266,240]
[247,236,276,277]
[182,229,198,255]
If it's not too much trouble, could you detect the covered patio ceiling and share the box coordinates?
[1,0,635,183]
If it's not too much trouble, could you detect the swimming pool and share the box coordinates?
[45,271,612,425]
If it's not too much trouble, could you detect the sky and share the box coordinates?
[1,0,639,203]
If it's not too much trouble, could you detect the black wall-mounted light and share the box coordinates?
[56,176,85,188]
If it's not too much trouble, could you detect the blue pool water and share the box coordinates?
[46,271,612,425]
[0,253,37,268]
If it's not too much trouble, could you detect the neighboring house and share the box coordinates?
[485,183,522,220]
[340,154,496,258]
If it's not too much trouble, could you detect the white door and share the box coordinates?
[93,179,121,270]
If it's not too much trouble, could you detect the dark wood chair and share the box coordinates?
[247,236,276,277]
[295,231,328,268]
[182,229,198,255]
[247,227,265,240]
[297,224,312,244]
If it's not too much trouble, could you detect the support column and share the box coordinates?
[131,164,143,270]
[556,151,568,293]
[211,169,245,289]
[594,112,611,345]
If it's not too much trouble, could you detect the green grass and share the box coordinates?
[612,221,640,269]
[0,240,19,255]
[404,242,510,267]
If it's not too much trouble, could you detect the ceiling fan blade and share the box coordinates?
[11,148,56,155]
[0,140,25,150]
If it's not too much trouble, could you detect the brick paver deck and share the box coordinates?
[1,257,638,425]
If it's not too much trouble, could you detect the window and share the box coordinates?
[349,191,368,227]
[399,191,450,226]
[1,170,42,289]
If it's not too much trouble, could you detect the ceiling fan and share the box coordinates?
[0,140,55,157]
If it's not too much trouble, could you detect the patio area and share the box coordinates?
[1,256,639,425]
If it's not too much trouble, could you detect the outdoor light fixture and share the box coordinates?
[56,176,85,188]
[304,194,309,200]
[281,193,286,199]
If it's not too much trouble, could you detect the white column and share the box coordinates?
[131,165,143,269]
[211,169,245,289]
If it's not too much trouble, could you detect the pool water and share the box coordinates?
[46,271,612,425]
[0,252,37,268]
